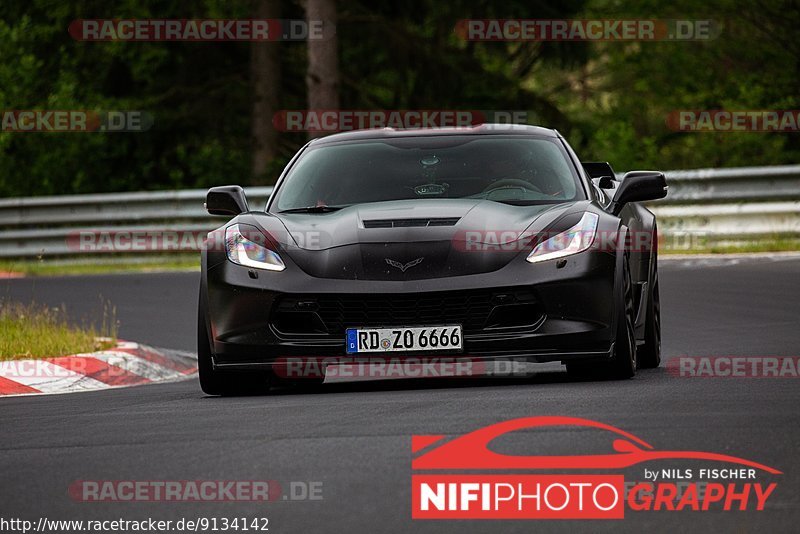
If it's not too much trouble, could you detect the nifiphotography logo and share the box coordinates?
[411,417,781,519]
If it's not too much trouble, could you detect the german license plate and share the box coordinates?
[345,325,463,354]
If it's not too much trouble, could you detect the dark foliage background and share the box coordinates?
[1,0,798,196]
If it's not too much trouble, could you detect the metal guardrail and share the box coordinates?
[647,164,800,237]
[0,165,798,257]
[652,164,800,203]
[0,188,272,258]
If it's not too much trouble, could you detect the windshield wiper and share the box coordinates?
[279,205,347,214]
[494,199,567,206]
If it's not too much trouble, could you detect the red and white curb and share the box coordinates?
[0,341,197,396]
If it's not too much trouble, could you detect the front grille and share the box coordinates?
[271,288,544,336]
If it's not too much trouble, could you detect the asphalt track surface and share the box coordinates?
[2,255,799,533]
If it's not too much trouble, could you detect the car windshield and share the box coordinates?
[271,135,584,212]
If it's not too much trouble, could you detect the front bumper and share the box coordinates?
[204,249,618,370]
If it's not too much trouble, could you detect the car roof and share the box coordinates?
[309,124,560,145]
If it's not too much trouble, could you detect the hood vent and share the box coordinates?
[363,217,460,228]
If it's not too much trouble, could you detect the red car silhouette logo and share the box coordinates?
[412,416,781,474]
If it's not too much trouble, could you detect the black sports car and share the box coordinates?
[198,125,667,395]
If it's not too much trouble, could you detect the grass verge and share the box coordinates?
[0,300,117,360]
[659,236,800,255]
[0,254,199,277]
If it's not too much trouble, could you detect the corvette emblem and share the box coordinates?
[385,257,425,272]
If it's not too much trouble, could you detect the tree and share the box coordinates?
[250,0,282,182]
[304,0,339,138]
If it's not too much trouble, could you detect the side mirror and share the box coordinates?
[206,185,249,216]
[611,171,668,215]
[583,161,616,179]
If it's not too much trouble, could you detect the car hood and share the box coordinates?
[256,199,582,280]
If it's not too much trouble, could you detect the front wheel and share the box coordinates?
[638,248,661,368]
[607,254,637,378]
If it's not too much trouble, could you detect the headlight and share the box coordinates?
[526,212,599,264]
[225,224,285,271]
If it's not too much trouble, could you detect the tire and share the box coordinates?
[567,253,637,380]
[607,253,637,378]
[638,246,661,368]
[198,289,270,396]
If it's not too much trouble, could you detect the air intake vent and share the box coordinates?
[363,217,460,228]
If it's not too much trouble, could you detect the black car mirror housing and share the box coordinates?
[611,171,668,215]
[206,185,249,216]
